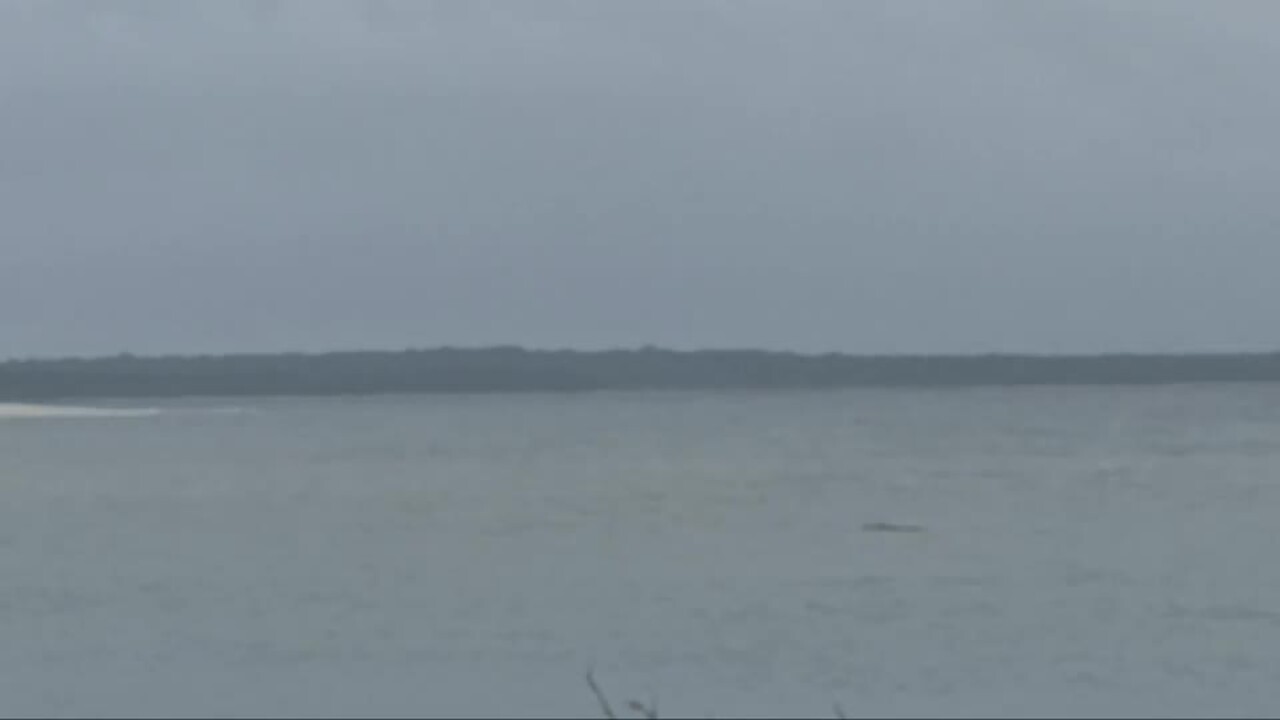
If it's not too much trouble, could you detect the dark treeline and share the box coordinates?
[3,347,1280,401]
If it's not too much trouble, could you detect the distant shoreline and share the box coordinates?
[4,346,1280,401]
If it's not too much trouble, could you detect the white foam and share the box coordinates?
[0,403,161,419]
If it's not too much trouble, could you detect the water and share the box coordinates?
[4,385,1280,717]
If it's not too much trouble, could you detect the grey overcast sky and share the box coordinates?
[3,1,1279,358]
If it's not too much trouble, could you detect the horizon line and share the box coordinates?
[6,344,1280,364]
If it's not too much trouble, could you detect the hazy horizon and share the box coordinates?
[6,1,1280,357]
[9,340,1280,364]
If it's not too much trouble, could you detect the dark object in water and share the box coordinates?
[861,521,925,533]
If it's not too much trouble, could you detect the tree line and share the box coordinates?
[2,346,1280,400]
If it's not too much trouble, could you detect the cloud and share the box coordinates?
[3,1,1280,356]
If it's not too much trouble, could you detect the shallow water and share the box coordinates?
[3,385,1280,717]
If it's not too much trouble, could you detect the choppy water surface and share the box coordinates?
[4,385,1280,717]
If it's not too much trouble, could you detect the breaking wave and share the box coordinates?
[0,403,163,420]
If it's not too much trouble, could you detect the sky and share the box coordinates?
[3,0,1280,358]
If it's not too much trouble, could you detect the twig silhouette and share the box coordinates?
[627,697,659,719]
[586,668,618,720]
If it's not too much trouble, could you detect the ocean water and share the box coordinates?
[3,385,1280,717]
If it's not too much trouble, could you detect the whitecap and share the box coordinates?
[0,403,162,419]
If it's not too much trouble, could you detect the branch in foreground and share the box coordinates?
[585,668,618,720]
